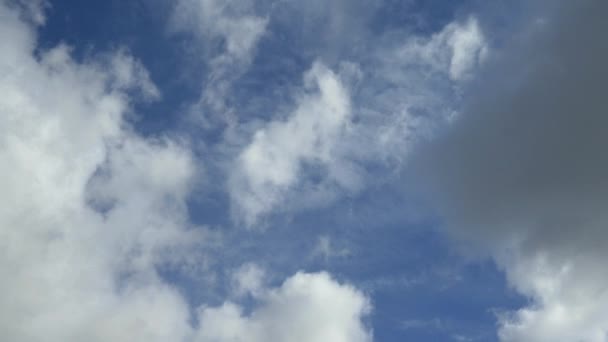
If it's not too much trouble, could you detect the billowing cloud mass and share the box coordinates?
[415,1,608,340]
[196,272,372,342]
[0,2,370,341]
[230,62,353,225]
[0,2,196,340]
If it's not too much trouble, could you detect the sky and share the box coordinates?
[1,0,606,341]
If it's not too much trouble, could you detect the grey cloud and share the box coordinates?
[413,1,608,340]
[417,0,608,253]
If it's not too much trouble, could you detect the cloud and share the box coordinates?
[171,0,267,61]
[9,0,49,25]
[395,16,486,81]
[230,62,354,225]
[0,3,200,341]
[413,1,608,340]
[350,15,487,166]
[231,263,266,297]
[447,17,487,81]
[195,272,372,342]
[170,0,268,125]
[312,235,351,262]
[0,4,372,341]
[228,15,487,226]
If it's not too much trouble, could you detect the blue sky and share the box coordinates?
[2,0,607,341]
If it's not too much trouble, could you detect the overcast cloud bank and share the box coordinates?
[415,1,608,340]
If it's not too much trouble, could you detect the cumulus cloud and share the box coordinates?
[230,62,354,225]
[196,272,372,342]
[0,3,199,341]
[0,4,372,341]
[414,1,608,340]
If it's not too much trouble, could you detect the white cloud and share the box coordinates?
[171,0,267,122]
[395,16,486,81]
[226,15,488,226]
[230,62,353,226]
[109,50,161,100]
[497,252,608,342]
[172,0,267,61]
[0,5,374,341]
[231,263,266,297]
[312,235,351,262]
[447,17,487,81]
[196,272,372,342]
[0,3,202,341]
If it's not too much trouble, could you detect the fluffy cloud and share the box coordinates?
[230,62,354,225]
[196,272,372,342]
[0,3,372,341]
[0,2,198,341]
[414,1,608,340]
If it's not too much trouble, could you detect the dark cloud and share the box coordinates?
[411,1,608,339]
[415,0,608,255]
